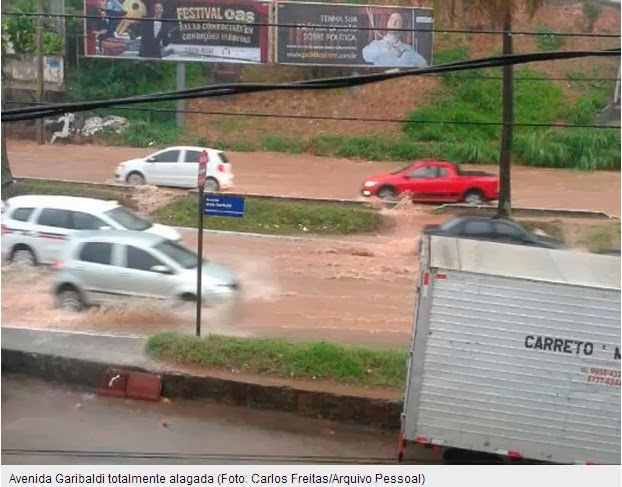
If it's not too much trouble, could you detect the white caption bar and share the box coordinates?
[2,465,621,487]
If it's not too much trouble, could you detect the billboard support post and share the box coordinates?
[195,151,208,337]
[176,63,186,128]
[35,0,45,145]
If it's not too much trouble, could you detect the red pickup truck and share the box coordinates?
[360,160,499,204]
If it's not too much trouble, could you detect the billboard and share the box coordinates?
[84,0,270,63]
[275,1,433,68]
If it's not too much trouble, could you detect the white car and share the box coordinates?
[52,230,240,311]
[115,146,234,191]
[1,195,180,266]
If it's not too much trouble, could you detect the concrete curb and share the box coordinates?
[433,203,620,220]
[1,348,402,430]
[172,225,379,245]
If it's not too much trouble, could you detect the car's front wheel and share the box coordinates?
[463,189,485,205]
[56,286,85,312]
[377,186,397,201]
[126,172,146,185]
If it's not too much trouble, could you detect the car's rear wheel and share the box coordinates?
[463,189,485,205]
[56,286,85,312]
[11,246,37,267]
[377,186,397,201]
[127,172,146,185]
[205,177,219,192]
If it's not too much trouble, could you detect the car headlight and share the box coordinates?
[363,181,378,188]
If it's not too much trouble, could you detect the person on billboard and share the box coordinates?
[362,12,427,68]
[138,2,173,58]
[86,0,114,54]
[105,0,125,34]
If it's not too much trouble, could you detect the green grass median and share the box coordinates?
[151,196,382,235]
[146,332,407,388]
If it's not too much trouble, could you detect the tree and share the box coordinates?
[436,0,544,218]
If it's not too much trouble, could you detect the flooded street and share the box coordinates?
[7,139,621,216]
[3,139,620,346]
[1,206,436,348]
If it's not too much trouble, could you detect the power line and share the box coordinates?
[7,101,618,130]
[2,10,620,38]
[2,48,620,122]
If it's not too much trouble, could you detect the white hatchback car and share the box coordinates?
[52,230,240,311]
[115,146,234,191]
[1,195,180,266]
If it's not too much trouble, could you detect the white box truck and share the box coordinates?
[399,235,621,464]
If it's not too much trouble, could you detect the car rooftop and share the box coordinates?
[67,229,167,245]
[153,146,223,152]
[6,195,120,210]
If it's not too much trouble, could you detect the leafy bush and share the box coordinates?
[261,135,304,153]
[211,139,256,152]
[535,26,565,51]
[514,129,621,170]
[559,81,610,125]
[101,119,183,148]
[2,0,63,55]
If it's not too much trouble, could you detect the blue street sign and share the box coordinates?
[203,194,245,218]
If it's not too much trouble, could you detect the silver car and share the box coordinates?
[52,230,240,311]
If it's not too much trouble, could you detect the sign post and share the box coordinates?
[195,150,244,337]
[195,150,208,337]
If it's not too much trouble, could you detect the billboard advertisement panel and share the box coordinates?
[275,1,433,68]
[84,0,270,63]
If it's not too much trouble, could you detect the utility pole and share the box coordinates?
[35,0,45,144]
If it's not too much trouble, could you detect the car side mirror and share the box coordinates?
[150,264,173,274]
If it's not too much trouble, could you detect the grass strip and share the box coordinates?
[3,179,139,210]
[146,332,407,387]
[151,196,382,235]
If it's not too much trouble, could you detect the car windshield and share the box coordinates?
[104,207,152,231]
[154,239,205,269]
[390,164,413,175]
[439,218,461,231]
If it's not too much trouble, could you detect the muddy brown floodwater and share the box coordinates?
[2,206,439,348]
[7,139,621,216]
[3,139,620,345]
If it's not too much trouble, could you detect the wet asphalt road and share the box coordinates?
[1,375,439,465]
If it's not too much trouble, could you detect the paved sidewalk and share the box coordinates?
[1,326,159,370]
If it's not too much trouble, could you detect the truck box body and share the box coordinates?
[402,235,621,464]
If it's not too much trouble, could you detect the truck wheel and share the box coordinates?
[463,189,485,205]
[377,186,397,201]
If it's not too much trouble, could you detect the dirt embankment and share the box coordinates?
[186,1,621,143]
